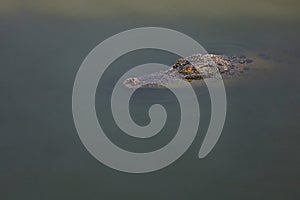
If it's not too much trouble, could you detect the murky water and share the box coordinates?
[1,13,300,199]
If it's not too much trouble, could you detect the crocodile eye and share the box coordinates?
[184,67,193,73]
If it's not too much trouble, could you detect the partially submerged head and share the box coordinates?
[122,53,258,89]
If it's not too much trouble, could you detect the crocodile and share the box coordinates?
[123,53,255,88]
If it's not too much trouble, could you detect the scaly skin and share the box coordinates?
[123,53,255,88]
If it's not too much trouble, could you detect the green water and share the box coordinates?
[1,8,300,200]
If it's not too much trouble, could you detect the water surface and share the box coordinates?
[1,13,300,199]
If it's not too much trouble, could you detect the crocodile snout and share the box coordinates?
[123,77,140,88]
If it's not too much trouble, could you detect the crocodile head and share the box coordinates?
[123,53,258,88]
